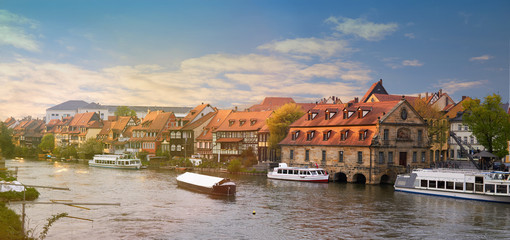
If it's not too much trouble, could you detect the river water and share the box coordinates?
[5,159,510,239]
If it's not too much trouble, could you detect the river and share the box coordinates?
[5,159,510,239]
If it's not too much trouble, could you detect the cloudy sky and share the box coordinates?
[0,1,509,120]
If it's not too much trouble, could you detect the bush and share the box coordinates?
[0,202,24,240]
[0,187,40,202]
[227,159,242,173]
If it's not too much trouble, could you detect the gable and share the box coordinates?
[380,100,425,125]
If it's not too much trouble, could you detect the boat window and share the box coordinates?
[485,184,495,193]
[307,171,311,175]
[294,170,298,175]
[283,169,288,174]
[455,182,463,191]
[311,171,317,175]
[475,176,483,184]
[421,180,427,188]
[288,170,293,174]
[446,182,454,190]
[277,169,282,174]
[429,181,436,188]
[465,183,474,191]
[438,181,445,189]
[496,185,507,194]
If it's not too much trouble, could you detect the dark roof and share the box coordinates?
[47,100,89,110]
[361,79,388,103]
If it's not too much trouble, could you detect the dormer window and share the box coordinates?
[308,110,318,120]
[291,130,300,140]
[250,119,257,126]
[340,130,349,141]
[323,130,332,141]
[229,120,235,126]
[325,109,337,120]
[359,129,368,141]
[239,119,246,126]
[343,109,348,119]
[306,130,315,141]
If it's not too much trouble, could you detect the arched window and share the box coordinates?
[171,145,176,151]
[176,131,182,139]
[177,145,182,151]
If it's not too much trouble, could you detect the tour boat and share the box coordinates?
[394,169,510,204]
[267,163,329,183]
[176,172,236,196]
[88,154,142,170]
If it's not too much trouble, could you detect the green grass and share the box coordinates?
[0,202,25,240]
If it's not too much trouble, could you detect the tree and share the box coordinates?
[115,106,136,117]
[0,123,15,159]
[412,98,449,150]
[78,138,103,159]
[266,103,305,159]
[462,94,510,158]
[39,134,55,153]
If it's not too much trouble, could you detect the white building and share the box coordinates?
[449,112,485,160]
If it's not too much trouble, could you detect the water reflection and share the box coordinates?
[5,159,510,239]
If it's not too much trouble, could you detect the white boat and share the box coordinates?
[267,163,329,183]
[88,154,142,170]
[394,169,510,204]
[176,172,236,196]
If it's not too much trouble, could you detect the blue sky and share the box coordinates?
[0,1,509,119]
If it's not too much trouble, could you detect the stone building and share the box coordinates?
[279,99,430,184]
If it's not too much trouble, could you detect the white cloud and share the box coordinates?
[404,33,415,39]
[435,79,489,94]
[469,55,493,61]
[325,16,398,41]
[0,53,373,120]
[402,59,423,67]
[257,38,351,59]
[0,10,39,51]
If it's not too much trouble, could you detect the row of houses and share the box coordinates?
[4,80,508,184]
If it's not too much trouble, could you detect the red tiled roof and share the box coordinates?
[248,97,295,112]
[290,101,400,128]
[280,126,376,146]
[196,109,233,141]
[372,93,418,104]
[182,104,211,122]
[215,111,272,132]
[360,79,388,103]
[181,112,215,130]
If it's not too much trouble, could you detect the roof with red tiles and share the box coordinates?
[360,79,388,103]
[181,112,215,131]
[371,93,418,104]
[196,109,233,141]
[248,97,295,112]
[215,111,273,132]
[98,121,112,135]
[444,96,472,119]
[69,112,100,127]
[280,126,376,146]
[182,104,213,122]
[290,101,400,128]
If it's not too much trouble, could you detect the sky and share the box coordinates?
[0,0,509,120]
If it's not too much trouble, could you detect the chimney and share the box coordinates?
[425,92,429,100]
[354,97,359,103]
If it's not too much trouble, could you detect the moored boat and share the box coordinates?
[176,172,236,196]
[394,168,510,204]
[267,163,329,183]
[88,154,142,170]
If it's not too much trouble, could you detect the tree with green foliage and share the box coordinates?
[239,147,257,167]
[115,106,137,117]
[227,159,242,173]
[266,103,305,159]
[462,94,510,158]
[0,123,15,159]
[78,138,103,159]
[39,134,55,153]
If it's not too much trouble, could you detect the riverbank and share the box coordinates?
[160,166,267,176]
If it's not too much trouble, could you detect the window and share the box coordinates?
[171,145,176,151]
[418,130,423,142]
[291,131,300,140]
[378,152,384,164]
[306,131,315,141]
[290,150,294,160]
[388,152,394,164]
[413,152,417,163]
[383,129,389,141]
[421,152,426,162]
[339,151,343,162]
[343,110,348,119]
[357,151,363,163]
[176,131,182,139]
[177,145,181,151]
[239,120,246,126]
[250,119,257,126]
[358,130,367,141]
[340,130,349,141]
[323,130,331,141]
[322,150,326,162]
[305,150,310,161]
[458,124,462,131]
[229,120,235,126]
[470,136,474,144]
